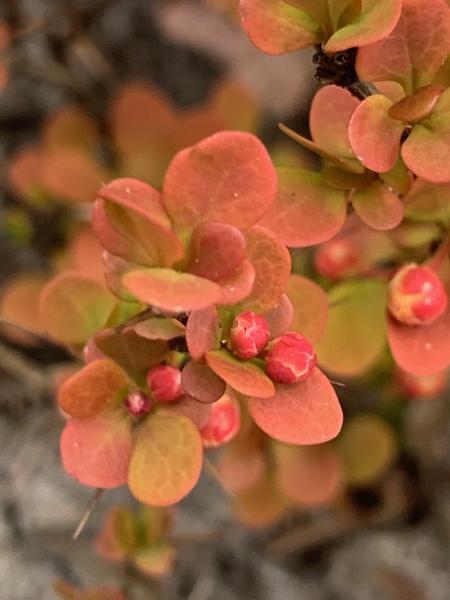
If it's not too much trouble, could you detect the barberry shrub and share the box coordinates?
[16,0,450,532]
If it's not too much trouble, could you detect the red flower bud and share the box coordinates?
[229,310,270,359]
[125,390,151,417]
[265,332,316,384]
[147,365,183,403]
[315,238,360,280]
[388,263,448,326]
[200,392,241,448]
[395,367,447,399]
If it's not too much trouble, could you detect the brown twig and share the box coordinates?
[72,488,105,541]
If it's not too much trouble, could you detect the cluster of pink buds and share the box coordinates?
[229,310,317,385]
[125,364,183,418]
[388,263,448,326]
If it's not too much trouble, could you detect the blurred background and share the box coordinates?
[0,1,449,599]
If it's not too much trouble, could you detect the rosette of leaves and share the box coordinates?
[239,0,403,55]
[95,505,176,578]
[260,84,407,248]
[350,0,450,183]
[40,130,343,507]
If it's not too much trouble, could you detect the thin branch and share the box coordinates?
[72,488,105,541]
[204,457,237,501]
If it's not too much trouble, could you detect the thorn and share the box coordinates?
[330,380,347,388]
[72,488,104,541]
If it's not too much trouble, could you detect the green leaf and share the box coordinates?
[404,178,450,222]
[128,412,203,506]
[316,279,387,376]
[39,273,116,346]
[337,414,398,485]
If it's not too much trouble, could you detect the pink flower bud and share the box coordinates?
[315,238,359,280]
[200,393,241,448]
[147,365,183,403]
[229,310,270,359]
[125,390,151,417]
[388,263,448,326]
[265,332,316,384]
[395,367,447,399]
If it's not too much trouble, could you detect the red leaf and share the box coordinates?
[348,94,404,173]
[123,268,222,313]
[239,0,321,55]
[186,222,246,281]
[286,275,329,344]
[133,317,185,341]
[259,168,348,247]
[401,88,450,183]
[186,306,221,361]
[162,395,212,429]
[94,328,168,382]
[218,260,256,305]
[58,359,129,418]
[310,85,360,160]
[387,309,450,375]
[357,0,450,93]
[181,361,226,404]
[39,149,107,204]
[236,226,291,313]
[60,410,133,489]
[263,293,294,338]
[128,412,203,506]
[249,368,343,445]
[275,444,343,506]
[206,349,275,398]
[163,131,277,231]
[352,181,404,230]
[388,85,445,123]
[93,179,184,268]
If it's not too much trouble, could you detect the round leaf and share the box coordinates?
[348,94,404,173]
[275,444,343,506]
[286,275,329,344]
[239,0,321,55]
[259,168,347,247]
[387,309,450,375]
[58,359,129,418]
[337,415,398,485]
[316,279,387,377]
[263,294,294,338]
[123,268,222,313]
[163,131,277,231]
[128,412,203,506]
[186,306,221,361]
[249,368,343,444]
[352,181,404,231]
[236,225,291,313]
[133,317,185,341]
[181,361,226,404]
[206,349,275,398]
[60,410,133,489]
[39,273,116,346]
